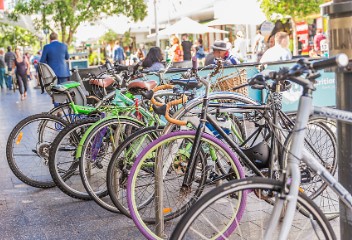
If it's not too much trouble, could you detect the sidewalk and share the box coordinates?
[0,81,143,239]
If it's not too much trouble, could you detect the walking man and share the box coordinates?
[40,32,70,84]
[181,34,192,61]
[4,46,16,90]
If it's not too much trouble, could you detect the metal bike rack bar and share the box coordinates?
[322,1,352,238]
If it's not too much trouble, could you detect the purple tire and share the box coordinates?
[127,130,247,240]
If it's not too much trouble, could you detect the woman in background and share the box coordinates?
[168,36,183,62]
[142,47,165,72]
[12,47,30,100]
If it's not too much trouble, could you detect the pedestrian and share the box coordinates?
[195,38,206,67]
[142,47,165,72]
[31,50,42,89]
[40,32,70,84]
[260,32,292,63]
[168,35,183,63]
[135,47,146,62]
[232,31,247,62]
[113,40,125,64]
[4,46,16,90]
[12,47,30,100]
[211,40,239,66]
[312,29,326,57]
[181,34,192,61]
[0,48,5,89]
[252,30,265,62]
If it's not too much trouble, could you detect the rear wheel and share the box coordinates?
[106,126,164,214]
[79,118,144,201]
[6,114,68,188]
[49,118,99,199]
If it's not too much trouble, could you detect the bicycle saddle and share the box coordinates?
[127,80,157,92]
[89,77,115,88]
[51,85,68,93]
[51,81,80,93]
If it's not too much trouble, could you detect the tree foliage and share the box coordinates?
[0,23,39,49]
[259,0,325,22]
[99,29,119,45]
[12,0,148,45]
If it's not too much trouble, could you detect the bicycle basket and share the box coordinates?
[211,68,248,96]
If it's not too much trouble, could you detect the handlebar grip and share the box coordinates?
[150,84,175,106]
[167,95,188,106]
[151,96,164,107]
[152,84,174,92]
[311,54,349,70]
[165,104,187,126]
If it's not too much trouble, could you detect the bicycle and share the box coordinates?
[170,54,349,239]
[126,59,338,239]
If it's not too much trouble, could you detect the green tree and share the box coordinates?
[0,23,39,49]
[259,0,324,54]
[12,0,147,46]
[99,29,119,45]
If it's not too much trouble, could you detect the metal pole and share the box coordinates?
[154,0,160,47]
[322,1,352,239]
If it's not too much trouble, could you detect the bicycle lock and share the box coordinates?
[322,1,352,238]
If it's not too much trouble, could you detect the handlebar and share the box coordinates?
[311,54,349,71]
[240,54,349,91]
[153,95,188,126]
[150,84,174,106]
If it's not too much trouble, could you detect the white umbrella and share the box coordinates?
[75,16,130,42]
[156,17,228,36]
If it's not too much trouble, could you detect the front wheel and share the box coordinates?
[127,130,246,239]
[171,177,336,240]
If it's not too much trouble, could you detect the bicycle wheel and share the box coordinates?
[6,113,68,188]
[107,126,164,215]
[127,130,246,239]
[171,177,336,240]
[283,120,338,220]
[79,117,145,201]
[49,118,99,199]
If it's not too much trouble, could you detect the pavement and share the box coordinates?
[0,80,144,240]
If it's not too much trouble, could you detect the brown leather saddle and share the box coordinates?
[89,77,115,88]
[127,80,157,93]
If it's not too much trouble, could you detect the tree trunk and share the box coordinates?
[66,29,74,46]
[291,18,298,56]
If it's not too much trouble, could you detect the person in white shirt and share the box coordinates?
[232,31,247,62]
[252,30,265,62]
[260,31,292,63]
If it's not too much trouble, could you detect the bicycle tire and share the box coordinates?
[49,117,99,199]
[6,113,68,188]
[127,130,246,239]
[79,117,145,201]
[171,177,336,240]
[105,126,164,214]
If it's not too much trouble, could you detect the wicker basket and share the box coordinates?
[212,68,248,96]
